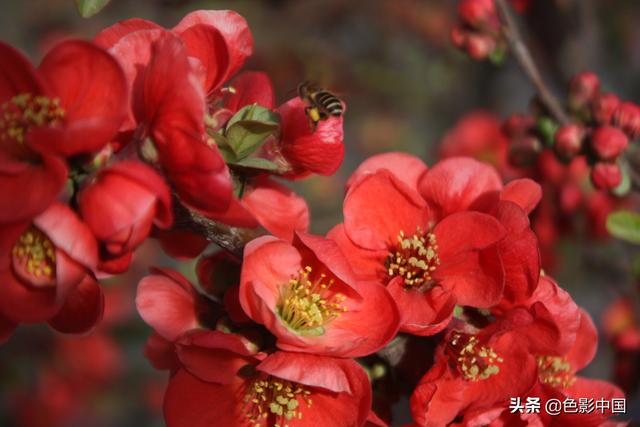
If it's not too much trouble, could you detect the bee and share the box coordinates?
[297,81,344,132]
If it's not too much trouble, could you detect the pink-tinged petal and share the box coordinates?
[93,18,163,49]
[164,369,246,427]
[144,332,179,371]
[177,24,229,95]
[347,152,428,192]
[35,40,127,156]
[0,42,44,102]
[0,153,67,225]
[176,330,258,384]
[419,156,503,219]
[387,279,455,335]
[327,224,387,280]
[224,71,275,111]
[566,309,598,371]
[136,272,198,341]
[241,179,309,241]
[0,312,16,345]
[48,275,104,334]
[501,178,542,214]
[278,97,344,177]
[344,170,430,251]
[173,10,253,80]
[34,203,98,271]
[109,28,164,131]
[239,236,302,321]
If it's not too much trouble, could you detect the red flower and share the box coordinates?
[164,330,372,427]
[277,97,345,179]
[95,10,253,100]
[331,157,506,335]
[103,29,233,215]
[78,160,173,272]
[239,233,400,357]
[0,40,127,224]
[0,203,101,334]
[410,309,546,427]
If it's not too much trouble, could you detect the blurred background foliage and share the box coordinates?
[2,0,640,425]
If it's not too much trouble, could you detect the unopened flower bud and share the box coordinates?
[590,162,622,190]
[502,113,535,138]
[591,126,628,161]
[508,136,542,168]
[592,93,620,125]
[450,26,467,48]
[569,72,600,110]
[613,102,640,139]
[458,0,497,30]
[466,34,497,61]
[554,124,584,160]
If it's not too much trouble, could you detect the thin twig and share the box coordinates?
[495,0,571,125]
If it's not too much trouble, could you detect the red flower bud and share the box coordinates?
[613,101,640,139]
[590,162,622,190]
[591,126,628,160]
[450,26,467,49]
[458,0,497,30]
[554,124,584,160]
[568,71,600,108]
[508,136,542,167]
[502,114,535,138]
[592,93,620,125]
[466,33,497,60]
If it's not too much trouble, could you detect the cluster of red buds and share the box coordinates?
[451,0,506,61]
[502,72,639,192]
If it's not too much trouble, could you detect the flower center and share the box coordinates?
[11,226,57,287]
[448,332,503,381]
[0,94,65,144]
[276,266,347,336]
[386,229,440,288]
[536,355,575,389]
[243,376,312,426]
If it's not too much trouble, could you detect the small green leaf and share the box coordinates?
[226,104,279,131]
[75,0,111,17]
[606,210,640,244]
[231,157,279,171]
[226,120,279,159]
[536,117,559,147]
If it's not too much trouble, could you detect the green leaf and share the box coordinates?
[606,210,640,244]
[75,0,111,17]
[226,104,279,130]
[536,117,559,147]
[231,157,279,171]
[226,120,279,159]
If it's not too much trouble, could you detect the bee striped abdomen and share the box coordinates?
[314,91,344,117]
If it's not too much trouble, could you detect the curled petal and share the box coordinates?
[48,275,104,334]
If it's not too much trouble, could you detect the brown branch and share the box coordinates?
[495,0,571,126]
[171,197,260,260]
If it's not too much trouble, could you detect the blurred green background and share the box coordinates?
[2,0,640,425]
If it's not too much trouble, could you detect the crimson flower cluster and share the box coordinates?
[135,151,625,426]
[0,10,344,341]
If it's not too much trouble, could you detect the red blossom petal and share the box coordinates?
[0,268,59,323]
[241,179,309,241]
[501,178,542,214]
[94,18,163,49]
[344,170,430,251]
[144,332,179,371]
[34,40,127,156]
[0,153,68,225]
[278,97,345,178]
[419,156,503,219]
[327,224,387,280]
[48,274,104,334]
[566,309,598,371]
[347,152,428,192]
[177,24,229,95]
[173,10,253,81]
[154,229,209,259]
[224,71,275,111]
[136,271,199,341]
[0,42,44,102]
